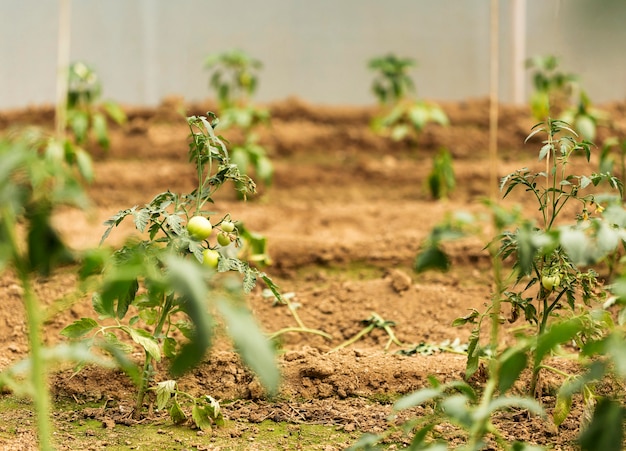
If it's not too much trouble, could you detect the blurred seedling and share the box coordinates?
[66,61,126,151]
[526,55,608,141]
[330,312,404,352]
[205,50,273,192]
[368,53,449,143]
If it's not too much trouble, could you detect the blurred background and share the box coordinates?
[1,0,625,109]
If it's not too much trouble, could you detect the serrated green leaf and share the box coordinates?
[175,320,196,340]
[138,308,158,325]
[92,292,112,318]
[465,331,481,378]
[242,267,257,293]
[192,404,213,431]
[169,400,187,424]
[60,318,98,338]
[133,208,150,233]
[125,327,161,362]
[166,214,184,236]
[155,380,176,410]
[163,337,177,359]
[553,388,573,426]
[538,143,552,161]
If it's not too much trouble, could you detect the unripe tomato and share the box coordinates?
[217,232,231,247]
[541,274,561,291]
[202,249,219,268]
[187,216,212,241]
[220,220,235,233]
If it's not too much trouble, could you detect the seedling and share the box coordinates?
[526,55,608,141]
[427,147,456,200]
[152,380,224,431]
[368,53,448,143]
[330,312,403,352]
[265,291,332,341]
[205,50,273,191]
[66,62,126,150]
[62,113,280,422]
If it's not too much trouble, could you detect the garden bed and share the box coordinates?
[1,98,625,450]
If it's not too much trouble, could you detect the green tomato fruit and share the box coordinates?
[202,249,220,268]
[187,216,212,241]
[217,232,231,247]
[541,274,561,291]
[220,220,235,233]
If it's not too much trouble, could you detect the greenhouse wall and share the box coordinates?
[1,0,625,109]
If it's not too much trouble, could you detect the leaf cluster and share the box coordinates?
[66,62,127,150]
[204,51,274,191]
[205,49,262,109]
[368,54,416,106]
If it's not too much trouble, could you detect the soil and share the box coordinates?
[1,97,626,450]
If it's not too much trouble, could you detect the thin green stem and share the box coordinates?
[2,212,53,450]
[537,364,572,379]
[329,325,375,353]
[134,352,153,420]
[269,327,332,341]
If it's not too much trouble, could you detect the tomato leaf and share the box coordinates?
[191,404,213,431]
[155,380,176,411]
[125,326,161,362]
[169,400,187,424]
[60,318,98,339]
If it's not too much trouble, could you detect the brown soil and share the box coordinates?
[1,97,626,450]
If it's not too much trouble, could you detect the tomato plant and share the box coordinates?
[368,53,449,143]
[62,112,281,426]
[66,62,127,150]
[526,55,608,141]
[389,120,626,450]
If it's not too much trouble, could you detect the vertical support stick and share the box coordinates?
[489,0,500,201]
[511,0,526,104]
[55,0,72,140]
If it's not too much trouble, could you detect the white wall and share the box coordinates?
[1,0,625,109]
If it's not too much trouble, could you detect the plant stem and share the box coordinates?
[134,294,174,419]
[329,325,375,353]
[2,212,53,450]
[269,327,332,341]
[134,352,153,420]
